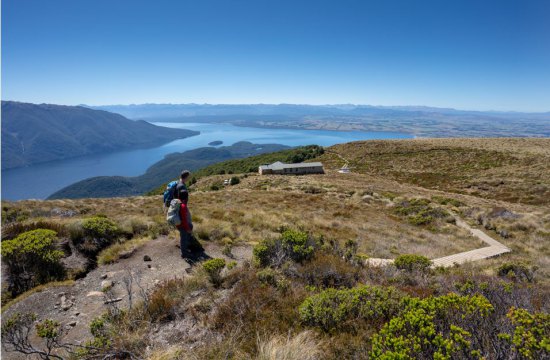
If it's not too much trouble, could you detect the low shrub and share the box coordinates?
[202,258,226,286]
[1,229,65,295]
[299,252,361,289]
[394,198,450,226]
[432,196,465,207]
[72,216,120,255]
[370,293,494,359]
[210,269,306,355]
[497,263,534,282]
[299,285,406,332]
[257,268,278,286]
[253,229,316,268]
[230,176,240,185]
[501,307,550,359]
[394,254,432,272]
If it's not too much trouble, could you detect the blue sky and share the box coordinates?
[2,0,549,111]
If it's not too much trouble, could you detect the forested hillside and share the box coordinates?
[1,101,199,170]
[48,142,292,199]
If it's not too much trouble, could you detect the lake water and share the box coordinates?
[2,122,413,200]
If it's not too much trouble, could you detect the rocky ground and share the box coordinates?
[2,236,251,359]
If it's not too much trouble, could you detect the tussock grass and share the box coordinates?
[256,331,323,360]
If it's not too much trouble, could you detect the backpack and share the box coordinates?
[166,199,182,226]
[163,181,178,207]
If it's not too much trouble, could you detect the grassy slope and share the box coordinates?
[6,138,549,271]
[2,138,549,358]
[321,138,550,206]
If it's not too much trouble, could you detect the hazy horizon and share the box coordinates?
[3,100,549,114]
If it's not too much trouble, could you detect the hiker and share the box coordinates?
[176,190,193,257]
[164,170,191,209]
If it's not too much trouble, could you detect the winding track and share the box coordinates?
[367,214,511,268]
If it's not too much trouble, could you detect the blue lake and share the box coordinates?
[2,122,413,200]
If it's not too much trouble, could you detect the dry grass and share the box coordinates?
[321,138,550,206]
[256,330,323,360]
[97,236,152,265]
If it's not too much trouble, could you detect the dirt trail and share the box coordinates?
[2,236,251,357]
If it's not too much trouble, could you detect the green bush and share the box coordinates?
[394,254,432,272]
[74,216,120,255]
[253,229,316,267]
[394,198,450,226]
[77,315,112,356]
[256,268,278,286]
[299,285,406,332]
[500,307,550,359]
[431,196,465,207]
[370,293,494,359]
[1,229,65,295]
[253,239,277,267]
[230,176,240,185]
[202,258,226,286]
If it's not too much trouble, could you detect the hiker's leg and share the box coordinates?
[179,228,191,255]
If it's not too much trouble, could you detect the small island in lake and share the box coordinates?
[208,140,223,146]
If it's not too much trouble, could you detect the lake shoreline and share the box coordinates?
[2,123,413,201]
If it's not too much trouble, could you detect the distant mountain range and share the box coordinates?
[1,101,199,170]
[48,141,289,199]
[90,103,550,138]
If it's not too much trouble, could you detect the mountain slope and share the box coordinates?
[1,101,199,170]
[47,142,290,199]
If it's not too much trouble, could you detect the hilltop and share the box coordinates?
[1,101,199,170]
[1,138,549,359]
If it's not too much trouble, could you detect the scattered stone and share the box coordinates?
[147,264,152,269]
[101,280,114,290]
[68,321,77,327]
[74,312,80,317]
[58,292,66,297]
[100,274,108,280]
[60,295,73,310]
[86,291,104,297]
[144,255,152,262]
[489,207,520,219]
[154,280,161,285]
[104,298,123,304]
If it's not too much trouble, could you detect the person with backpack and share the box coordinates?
[176,190,193,257]
[164,170,191,209]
